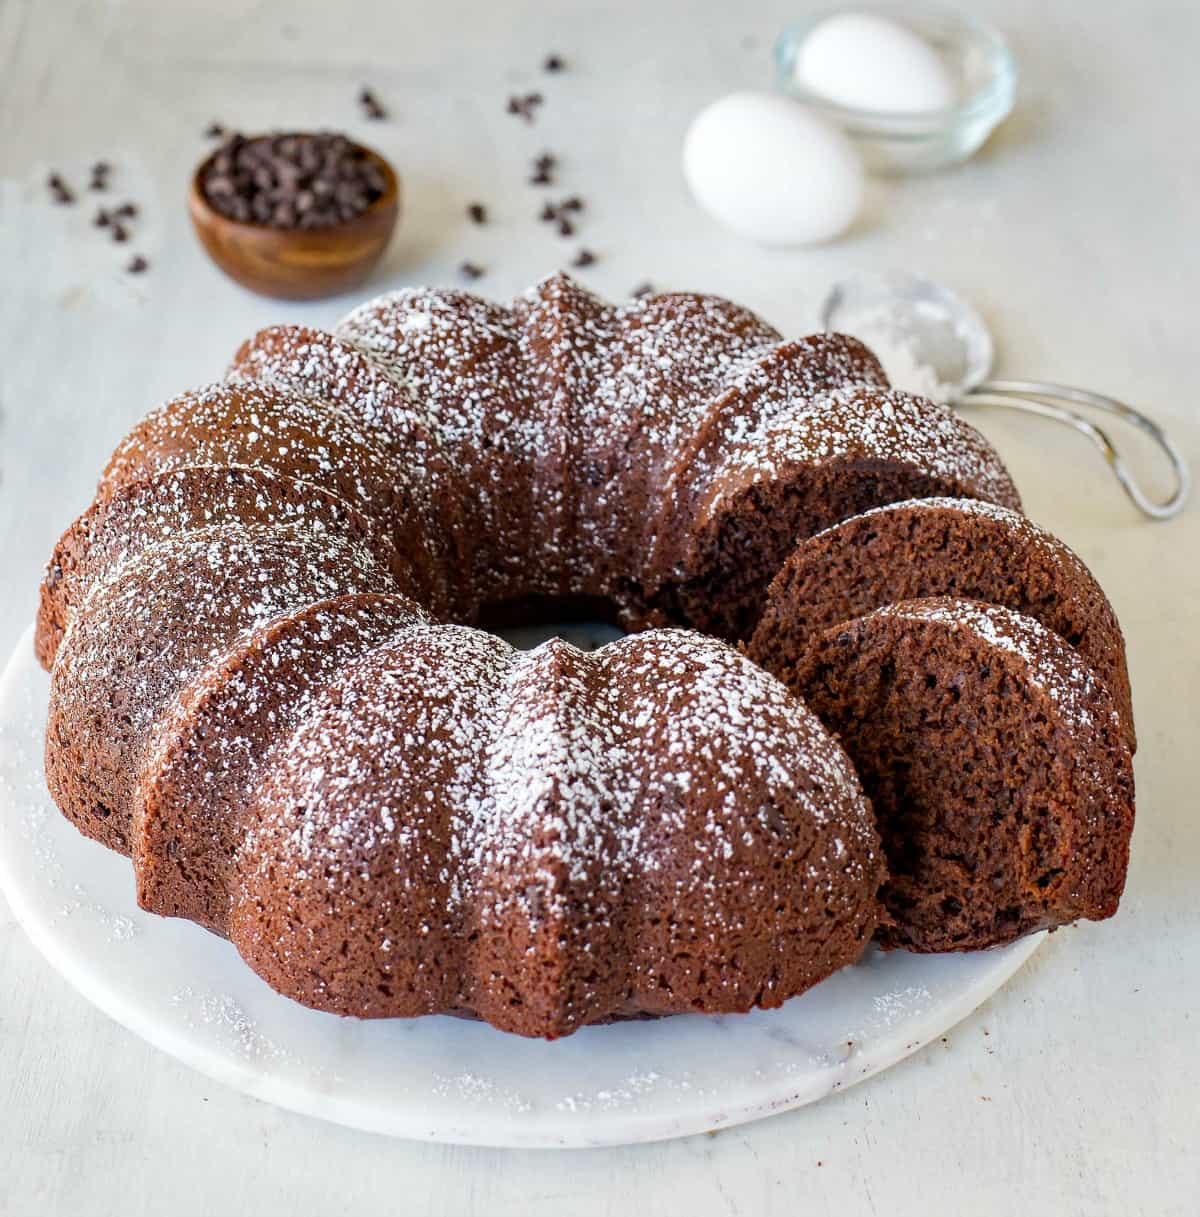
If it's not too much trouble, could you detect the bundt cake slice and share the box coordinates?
[137,593,430,932]
[219,629,881,1038]
[45,524,400,854]
[647,382,1021,641]
[782,598,1135,952]
[226,324,471,588]
[99,382,449,615]
[600,631,881,1023]
[335,288,543,609]
[747,497,1135,750]
[36,466,412,669]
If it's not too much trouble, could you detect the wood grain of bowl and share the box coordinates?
[188,140,400,301]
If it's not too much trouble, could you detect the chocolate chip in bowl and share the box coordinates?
[188,131,399,300]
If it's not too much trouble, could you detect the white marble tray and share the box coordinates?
[0,624,1042,1147]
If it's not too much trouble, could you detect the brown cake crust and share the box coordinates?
[747,497,1135,751]
[36,466,416,670]
[136,593,429,932]
[45,526,398,854]
[789,598,1135,952]
[35,275,1135,1037]
[226,630,882,1038]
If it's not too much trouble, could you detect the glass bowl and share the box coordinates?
[775,5,1017,175]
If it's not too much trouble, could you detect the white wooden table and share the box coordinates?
[2,1,1197,1212]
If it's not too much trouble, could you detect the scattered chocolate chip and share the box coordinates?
[467,203,487,225]
[507,95,533,123]
[543,54,565,73]
[111,222,128,243]
[199,131,388,229]
[47,173,75,204]
[631,282,655,298]
[93,208,110,227]
[506,92,545,123]
[534,153,557,173]
[560,195,583,212]
[572,248,596,268]
[539,201,557,222]
[530,167,553,186]
[114,202,138,219]
[359,87,387,120]
[127,255,149,274]
[89,161,110,191]
[557,217,574,237]
[205,122,226,139]
[459,261,485,280]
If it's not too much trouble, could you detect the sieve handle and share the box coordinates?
[960,380,1190,521]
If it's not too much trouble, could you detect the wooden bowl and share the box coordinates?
[188,140,400,301]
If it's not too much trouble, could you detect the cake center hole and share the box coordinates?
[479,596,629,652]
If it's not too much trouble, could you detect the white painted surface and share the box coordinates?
[0,0,1196,1212]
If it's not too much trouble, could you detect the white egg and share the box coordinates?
[682,92,864,246]
[795,13,958,114]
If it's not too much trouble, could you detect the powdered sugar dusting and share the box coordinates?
[40,273,1033,1034]
[875,598,1118,735]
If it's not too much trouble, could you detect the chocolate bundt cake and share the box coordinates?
[747,497,1135,750]
[784,598,1135,952]
[37,274,1133,1038]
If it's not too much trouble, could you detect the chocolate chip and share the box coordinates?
[506,92,544,123]
[467,203,487,224]
[557,217,574,237]
[205,122,226,139]
[530,168,553,186]
[92,161,111,177]
[111,222,128,243]
[507,95,534,122]
[93,208,110,227]
[539,202,557,222]
[127,255,149,274]
[543,54,565,72]
[114,202,138,219]
[560,195,583,212]
[359,88,387,120]
[199,131,387,229]
[631,282,654,298]
[47,173,75,204]
[459,261,485,280]
[534,153,557,173]
[572,248,596,267]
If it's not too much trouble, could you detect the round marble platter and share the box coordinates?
[0,623,1042,1148]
